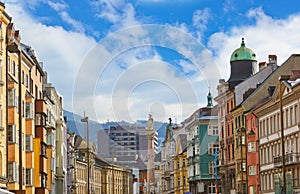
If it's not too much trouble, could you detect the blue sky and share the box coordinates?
[3,0,300,123]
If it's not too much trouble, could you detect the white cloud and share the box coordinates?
[5,1,300,124]
[192,8,211,40]
[47,1,67,12]
[208,8,300,82]
[92,0,139,29]
[192,8,210,31]
[4,1,97,110]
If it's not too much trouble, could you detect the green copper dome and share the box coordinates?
[230,38,256,62]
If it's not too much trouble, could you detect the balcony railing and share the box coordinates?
[274,153,299,167]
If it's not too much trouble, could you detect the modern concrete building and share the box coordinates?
[99,124,158,168]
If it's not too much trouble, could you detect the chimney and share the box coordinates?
[268,55,277,66]
[259,62,267,71]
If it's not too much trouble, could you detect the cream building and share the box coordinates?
[253,56,300,193]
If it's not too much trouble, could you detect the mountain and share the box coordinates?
[63,110,167,148]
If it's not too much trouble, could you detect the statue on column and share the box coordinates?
[147,113,154,130]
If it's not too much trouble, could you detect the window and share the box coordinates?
[8,88,17,107]
[183,176,186,186]
[208,142,219,155]
[47,132,55,146]
[7,56,10,72]
[8,162,18,182]
[21,70,24,84]
[22,133,25,151]
[47,109,51,123]
[12,61,15,76]
[25,102,33,119]
[8,124,16,143]
[51,157,55,171]
[238,162,246,172]
[24,73,28,87]
[208,125,219,136]
[35,113,46,126]
[208,182,216,193]
[40,173,47,188]
[40,143,47,157]
[249,186,256,194]
[209,161,214,174]
[177,177,180,188]
[248,142,256,152]
[25,135,33,151]
[25,168,33,185]
[249,165,256,175]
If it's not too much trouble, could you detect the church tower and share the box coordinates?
[228,38,257,89]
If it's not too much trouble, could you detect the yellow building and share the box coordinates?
[7,22,44,193]
[173,134,189,194]
[231,105,247,193]
[100,165,132,194]
[67,133,133,194]
[0,2,10,191]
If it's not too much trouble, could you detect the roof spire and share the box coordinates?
[207,87,213,108]
[241,37,245,47]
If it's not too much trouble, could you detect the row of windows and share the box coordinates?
[260,170,300,191]
[174,158,186,170]
[7,162,33,185]
[8,89,35,119]
[260,136,299,165]
[259,104,299,137]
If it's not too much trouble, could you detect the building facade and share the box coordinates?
[99,124,158,167]
[215,38,258,194]
[173,134,189,194]
[186,92,219,194]
[252,56,300,193]
[67,133,134,194]
[0,2,10,191]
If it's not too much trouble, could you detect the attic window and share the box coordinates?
[252,54,256,57]
[235,53,238,58]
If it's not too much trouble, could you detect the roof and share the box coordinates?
[230,38,256,62]
[178,134,187,151]
[95,156,110,166]
[132,155,147,170]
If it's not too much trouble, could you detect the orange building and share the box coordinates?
[0,2,10,192]
[7,22,44,193]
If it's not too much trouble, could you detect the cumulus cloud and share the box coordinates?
[4,1,300,124]
[4,1,96,110]
[92,0,140,29]
[208,7,300,83]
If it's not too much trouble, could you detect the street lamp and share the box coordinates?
[81,115,90,194]
[279,75,290,194]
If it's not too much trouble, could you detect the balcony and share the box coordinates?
[274,153,299,167]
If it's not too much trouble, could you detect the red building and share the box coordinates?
[245,113,260,194]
